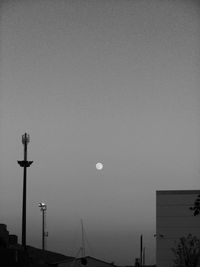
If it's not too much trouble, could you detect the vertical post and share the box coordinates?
[80,219,88,266]
[22,134,27,248]
[42,209,45,251]
[143,247,145,266]
[38,202,47,251]
[140,235,143,266]
[18,133,33,249]
[81,219,85,258]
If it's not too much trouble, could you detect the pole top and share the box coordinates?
[22,133,30,145]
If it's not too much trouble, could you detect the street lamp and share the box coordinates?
[18,133,33,249]
[38,202,47,251]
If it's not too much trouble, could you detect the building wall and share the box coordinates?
[156,190,200,267]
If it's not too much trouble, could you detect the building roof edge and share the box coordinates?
[156,190,200,195]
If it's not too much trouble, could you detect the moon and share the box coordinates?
[96,162,103,170]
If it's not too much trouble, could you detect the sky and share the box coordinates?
[0,0,200,265]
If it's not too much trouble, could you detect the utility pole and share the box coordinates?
[18,133,33,249]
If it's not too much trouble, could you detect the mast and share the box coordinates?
[81,219,85,258]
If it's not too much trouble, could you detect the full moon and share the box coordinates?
[96,162,103,170]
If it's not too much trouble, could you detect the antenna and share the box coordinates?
[81,219,85,257]
[70,220,90,267]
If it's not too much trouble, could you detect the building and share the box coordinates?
[27,246,74,267]
[156,190,200,267]
[0,223,74,267]
[49,256,118,267]
[0,223,18,247]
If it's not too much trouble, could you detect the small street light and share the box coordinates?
[38,202,48,251]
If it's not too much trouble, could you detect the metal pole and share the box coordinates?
[143,247,145,266]
[22,135,27,248]
[42,209,45,251]
[140,235,143,266]
[18,133,33,249]
[38,202,47,251]
[81,219,85,257]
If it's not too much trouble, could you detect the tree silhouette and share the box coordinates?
[171,234,200,267]
[190,194,200,216]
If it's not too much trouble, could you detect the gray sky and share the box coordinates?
[0,0,200,265]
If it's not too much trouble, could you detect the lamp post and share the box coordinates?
[38,202,47,251]
[18,133,33,249]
